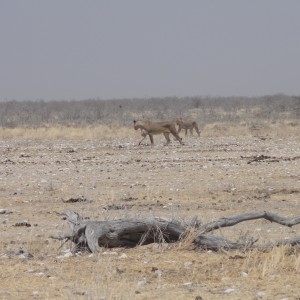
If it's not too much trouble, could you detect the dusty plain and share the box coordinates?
[0,127,300,300]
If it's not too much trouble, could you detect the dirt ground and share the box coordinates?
[0,132,299,300]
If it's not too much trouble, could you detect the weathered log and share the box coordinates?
[51,211,186,252]
[50,210,300,253]
[267,237,300,248]
[194,235,258,251]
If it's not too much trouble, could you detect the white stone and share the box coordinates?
[184,261,193,268]
[182,282,193,287]
[103,251,118,255]
[256,291,266,298]
[63,252,73,258]
[224,288,235,293]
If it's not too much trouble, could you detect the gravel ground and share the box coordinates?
[0,134,299,299]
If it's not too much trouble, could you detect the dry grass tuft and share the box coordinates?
[242,246,300,279]
[176,228,199,250]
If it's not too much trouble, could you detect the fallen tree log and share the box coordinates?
[50,210,300,253]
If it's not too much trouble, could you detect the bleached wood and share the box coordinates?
[200,211,300,234]
[50,210,300,253]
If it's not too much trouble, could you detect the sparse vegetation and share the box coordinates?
[0,95,299,299]
[0,95,299,140]
[0,95,299,128]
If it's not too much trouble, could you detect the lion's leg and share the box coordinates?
[138,135,147,145]
[163,132,171,145]
[171,131,184,145]
[149,134,154,145]
[138,130,148,145]
[190,128,193,136]
[185,128,188,136]
[195,124,201,136]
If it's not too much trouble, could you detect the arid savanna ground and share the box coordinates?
[0,123,299,300]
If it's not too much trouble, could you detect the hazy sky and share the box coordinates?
[1,1,300,101]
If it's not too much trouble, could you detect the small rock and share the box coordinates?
[14,247,33,259]
[103,251,118,256]
[62,250,73,258]
[224,288,235,293]
[256,291,266,298]
[118,253,127,259]
[64,252,73,258]
[184,261,193,268]
[14,222,31,227]
[182,282,193,287]
[137,279,147,287]
[154,269,162,277]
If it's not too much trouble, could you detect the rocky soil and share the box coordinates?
[0,134,299,299]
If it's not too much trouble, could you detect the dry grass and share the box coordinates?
[202,120,300,137]
[243,246,300,278]
[2,246,299,299]
[0,124,132,140]
[0,120,299,140]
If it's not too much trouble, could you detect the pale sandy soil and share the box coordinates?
[0,133,299,300]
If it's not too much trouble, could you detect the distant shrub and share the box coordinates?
[0,95,299,128]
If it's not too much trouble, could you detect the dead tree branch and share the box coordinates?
[50,210,300,253]
[199,211,300,234]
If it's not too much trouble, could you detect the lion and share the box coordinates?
[176,117,201,136]
[133,120,184,145]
